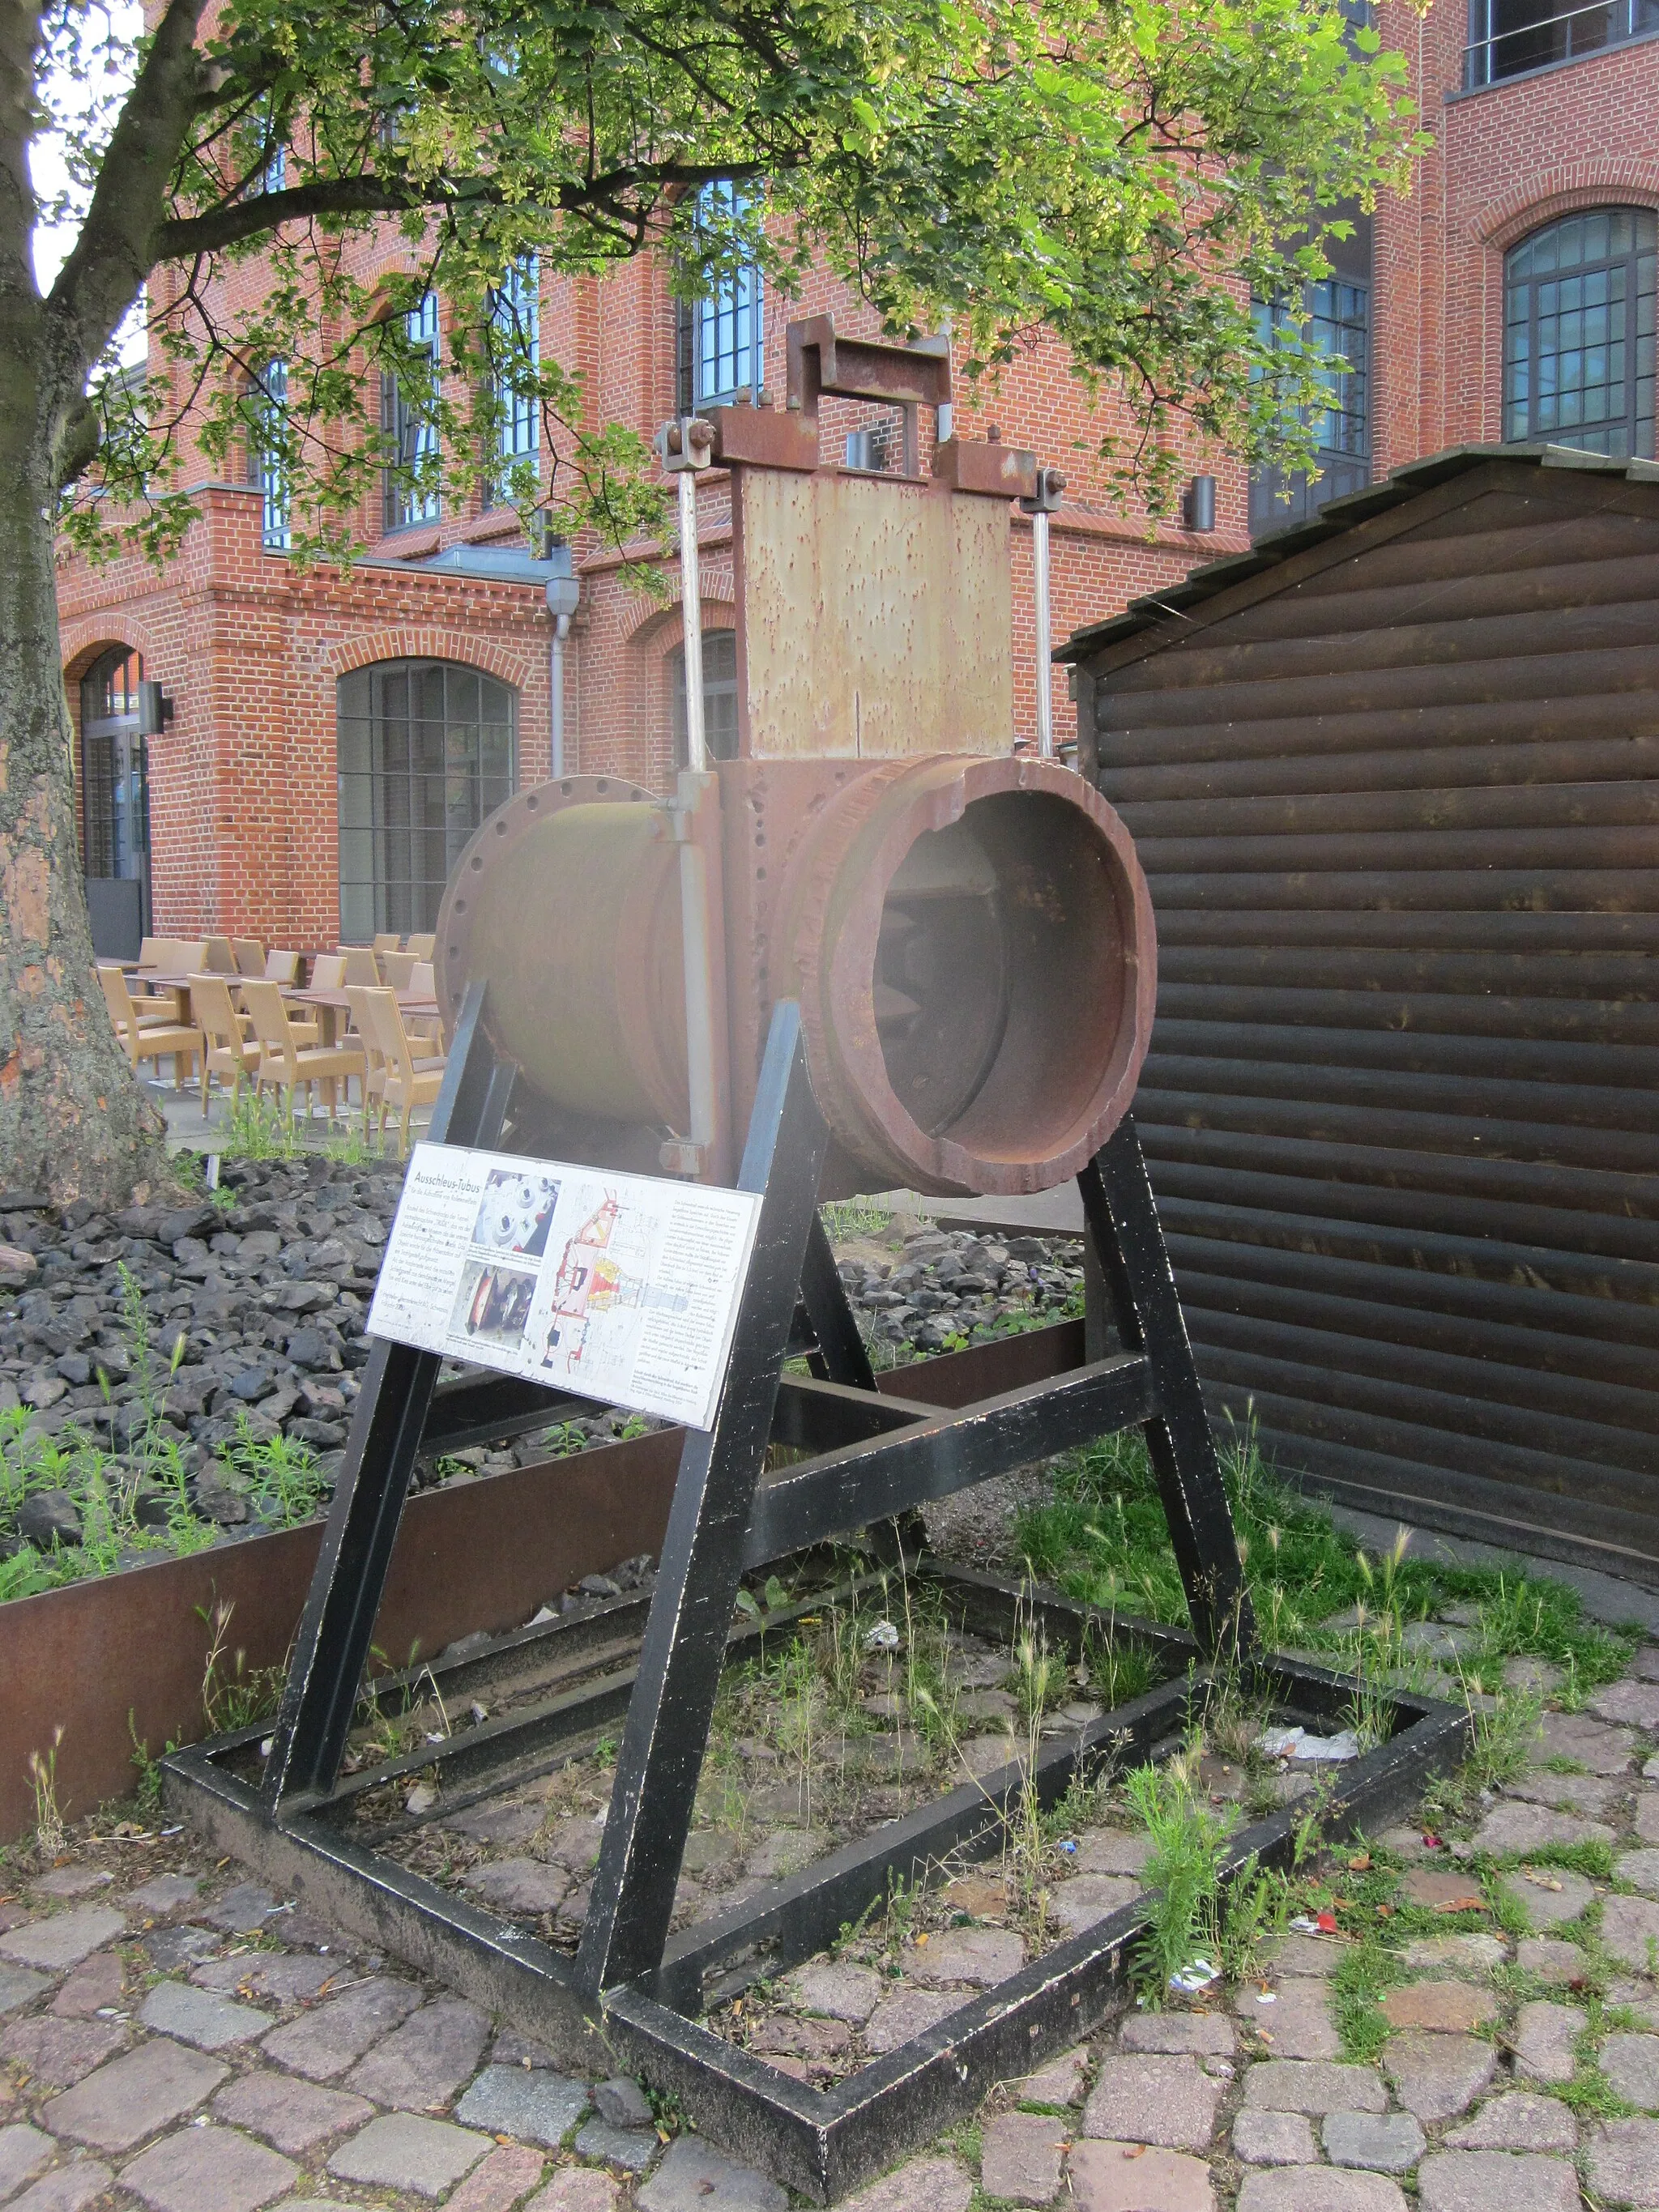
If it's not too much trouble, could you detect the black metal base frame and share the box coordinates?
[164,988,1470,2201]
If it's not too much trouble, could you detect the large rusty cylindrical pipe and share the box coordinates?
[437,776,689,1128]
[772,755,1155,1196]
[437,757,1154,1199]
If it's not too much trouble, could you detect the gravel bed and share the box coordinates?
[0,1161,1083,1588]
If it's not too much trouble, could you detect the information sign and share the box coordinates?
[368,1144,763,1431]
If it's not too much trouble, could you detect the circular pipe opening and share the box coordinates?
[874,791,1133,1167]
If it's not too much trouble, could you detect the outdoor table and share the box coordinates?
[285,985,440,1050]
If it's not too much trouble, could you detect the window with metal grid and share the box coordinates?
[337,659,517,937]
[382,294,442,531]
[668,629,740,766]
[488,257,539,505]
[248,358,290,549]
[675,184,763,411]
[1465,0,1659,87]
[1249,260,1371,538]
[1504,208,1657,459]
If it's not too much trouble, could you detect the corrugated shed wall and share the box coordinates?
[1077,455,1659,1583]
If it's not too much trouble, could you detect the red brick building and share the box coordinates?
[59,0,1659,953]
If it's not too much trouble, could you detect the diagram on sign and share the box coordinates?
[539,1191,689,1383]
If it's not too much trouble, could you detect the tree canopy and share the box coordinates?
[0,0,1425,1204]
[40,0,1426,565]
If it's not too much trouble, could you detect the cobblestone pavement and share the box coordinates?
[3,1642,1658,2210]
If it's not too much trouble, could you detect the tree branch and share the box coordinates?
[46,0,215,382]
[153,157,774,262]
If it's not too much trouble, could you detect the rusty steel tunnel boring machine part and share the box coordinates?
[436,314,1157,1200]
[437,752,1155,1199]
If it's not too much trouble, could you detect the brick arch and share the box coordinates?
[322,629,535,692]
[60,623,164,690]
[625,594,737,788]
[1475,170,1659,253]
[624,592,737,656]
[619,570,734,646]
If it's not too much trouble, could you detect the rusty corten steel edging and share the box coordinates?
[1068,451,1659,1582]
[0,1428,682,1843]
[0,1323,1084,1842]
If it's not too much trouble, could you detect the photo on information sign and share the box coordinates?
[450,1259,538,1349]
[471,1169,561,1258]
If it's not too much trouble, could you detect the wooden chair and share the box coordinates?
[381,949,416,988]
[241,979,365,1123]
[339,946,381,987]
[117,961,181,1029]
[344,983,388,1138]
[359,987,444,1157]
[372,933,402,955]
[263,948,301,985]
[130,937,173,1011]
[404,933,436,961]
[203,936,237,974]
[99,966,201,1090]
[404,959,441,1046]
[232,938,267,977]
[190,974,259,1113]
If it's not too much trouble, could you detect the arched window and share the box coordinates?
[79,647,151,960]
[1504,209,1657,458]
[337,659,516,938]
[667,629,739,767]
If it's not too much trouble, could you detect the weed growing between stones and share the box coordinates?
[1461,1680,1546,1795]
[1330,1927,1408,2063]
[198,1597,289,1735]
[1560,1995,1640,2116]
[215,1416,331,1528]
[27,1724,66,1855]
[1124,1739,1234,1999]
[127,1712,166,1812]
[818,1200,896,1242]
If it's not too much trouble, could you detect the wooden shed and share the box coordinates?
[1059,445,1659,1585]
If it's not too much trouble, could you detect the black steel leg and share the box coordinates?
[799,1213,877,1392]
[1078,1118,1256,1660]
[261,986,514,1811]
[575,1002,829,1996]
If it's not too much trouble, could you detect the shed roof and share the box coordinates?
[1056,442,1659,664]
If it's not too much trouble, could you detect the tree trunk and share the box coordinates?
[0,345,168,1207]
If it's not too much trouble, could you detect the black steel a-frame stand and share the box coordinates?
[167,988,1466,2200]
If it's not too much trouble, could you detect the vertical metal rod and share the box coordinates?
[550,622,568,778]
[678,468,706,774]
[1032,506,1054,760]
[676,795,719,1153]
